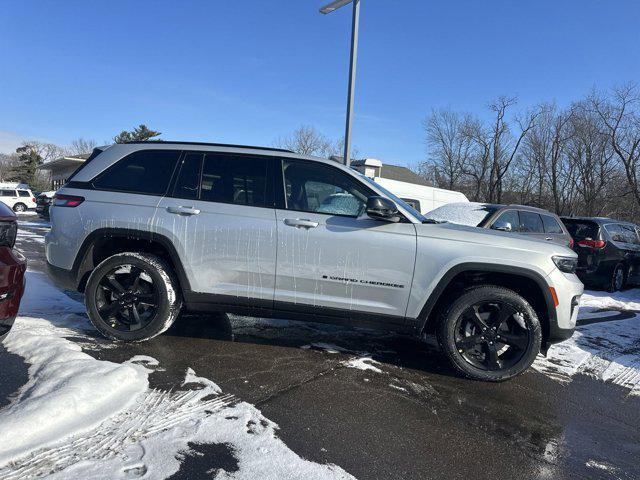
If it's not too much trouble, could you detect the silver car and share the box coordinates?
[45,141,583,381]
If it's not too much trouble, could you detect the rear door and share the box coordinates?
[156,151,277,303]
[273,158,417,321]
[541,214,570,246]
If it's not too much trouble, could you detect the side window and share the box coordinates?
[490,210,520,232]
[200,153,268,207]
[173,153,202,200]
[93,150,180,195]
[18,190,30,198]
[605,224,624,242]
[542,215,564,234]
[519,211,544,233]
[282,160,369,217]
[621,225,640,245]
[0,190,14,197]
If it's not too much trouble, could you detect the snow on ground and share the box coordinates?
[0,273,356,480]
[16,229,45,243]
[534,289,640,396]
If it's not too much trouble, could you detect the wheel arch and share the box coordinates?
[73,228,190,294]
[417,263,556,348]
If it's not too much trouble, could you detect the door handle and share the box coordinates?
[284,218,319,229]
[166,206,200,216]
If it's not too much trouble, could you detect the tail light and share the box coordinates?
[32,197,36,202]
[569,238,574,249]
[53,194,85,207]
[0,221,17,248]
[577,239,606,249]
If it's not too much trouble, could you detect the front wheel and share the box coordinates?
[85,252,182,341]
[436,286,542,382]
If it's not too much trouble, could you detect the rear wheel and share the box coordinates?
[13,203,26,213]
[85,252,182,341]
[436,286,542,382]
[608,263,626,292]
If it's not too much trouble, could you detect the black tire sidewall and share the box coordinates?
[13,203,26,212]
[85,253,180,341]
[609,263,625,292]
[437,286,542,382]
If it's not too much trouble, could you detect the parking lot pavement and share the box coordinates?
[3,216,640,479]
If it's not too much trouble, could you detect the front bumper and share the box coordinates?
[545,268,584,345]
[0,248,27,341]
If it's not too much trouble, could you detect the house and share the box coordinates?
[36,153,90,190]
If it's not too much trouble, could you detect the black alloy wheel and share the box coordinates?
[95,264,158,332]
[454,301,532,372]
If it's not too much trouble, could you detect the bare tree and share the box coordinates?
[591,84,640,207]
[274,126,357,160]
[66,138,97,156]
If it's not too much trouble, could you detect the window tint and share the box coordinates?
[491,210,520,232]
[173,153,202,200]
[620,225,640,245]
[542,214,564,234]
[93,150,180,195]
[282,160,369,217]
[519,211,544,233]
[200,153,267,207]
[0,190,15,197]
[604,224,625,242]
[18,190,30,197]
[563,220,599,240]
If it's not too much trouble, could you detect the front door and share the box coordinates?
[274,159,417,320]
[155,151,277,302]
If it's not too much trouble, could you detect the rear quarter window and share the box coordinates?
[93,150,180,195]
[18,190,31,197]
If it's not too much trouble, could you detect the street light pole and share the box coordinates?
[320,0,361,167]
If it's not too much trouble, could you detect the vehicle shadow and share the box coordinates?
[163,311,458,379]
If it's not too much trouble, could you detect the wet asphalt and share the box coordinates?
[2,215,639,480]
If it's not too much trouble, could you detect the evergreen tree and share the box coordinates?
[6,145,43,186]
[113,125,161,143]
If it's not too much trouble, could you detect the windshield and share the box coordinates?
[425,202,498,227]
[357,174,427,221]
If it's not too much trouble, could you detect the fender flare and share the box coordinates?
[73,228,191,292]
[415,262,556,333]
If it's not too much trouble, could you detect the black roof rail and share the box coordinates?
[121,140,293,154]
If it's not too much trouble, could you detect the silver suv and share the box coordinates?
[45,142,583,381]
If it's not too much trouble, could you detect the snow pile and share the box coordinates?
[343,357,382,373]
[0,273,149,466]
[0,272,356,479]
[424,202,492,227]
[534,290,640,396]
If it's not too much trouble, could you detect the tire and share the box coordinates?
[85,252,182,341]
[13,203,26,213]
[436,286,542,382]
[608,263,626,292]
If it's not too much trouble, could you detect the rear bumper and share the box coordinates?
[0,247,27,341]
[46,261,78,291]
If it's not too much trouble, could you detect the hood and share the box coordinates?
[416,222,576,257]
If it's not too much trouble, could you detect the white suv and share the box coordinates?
[45,142,583,381]
[0,188,36,212]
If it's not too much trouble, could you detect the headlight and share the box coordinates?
[553,255,578,273]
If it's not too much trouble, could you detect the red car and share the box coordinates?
[0,202,26,341]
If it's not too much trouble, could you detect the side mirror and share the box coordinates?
[366,196,400,222]
[492,221,513,232]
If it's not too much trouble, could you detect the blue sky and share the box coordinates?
[1,0,639,166]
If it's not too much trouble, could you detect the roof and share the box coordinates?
[123,140,293,154]
[561,216,636,226]
[350,159,430,187]
[37,154,89,171]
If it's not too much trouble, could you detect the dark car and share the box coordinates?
[0,202,27,341]
[426,202,573,247]
[561,217,640,292]
[36,191,56,219]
